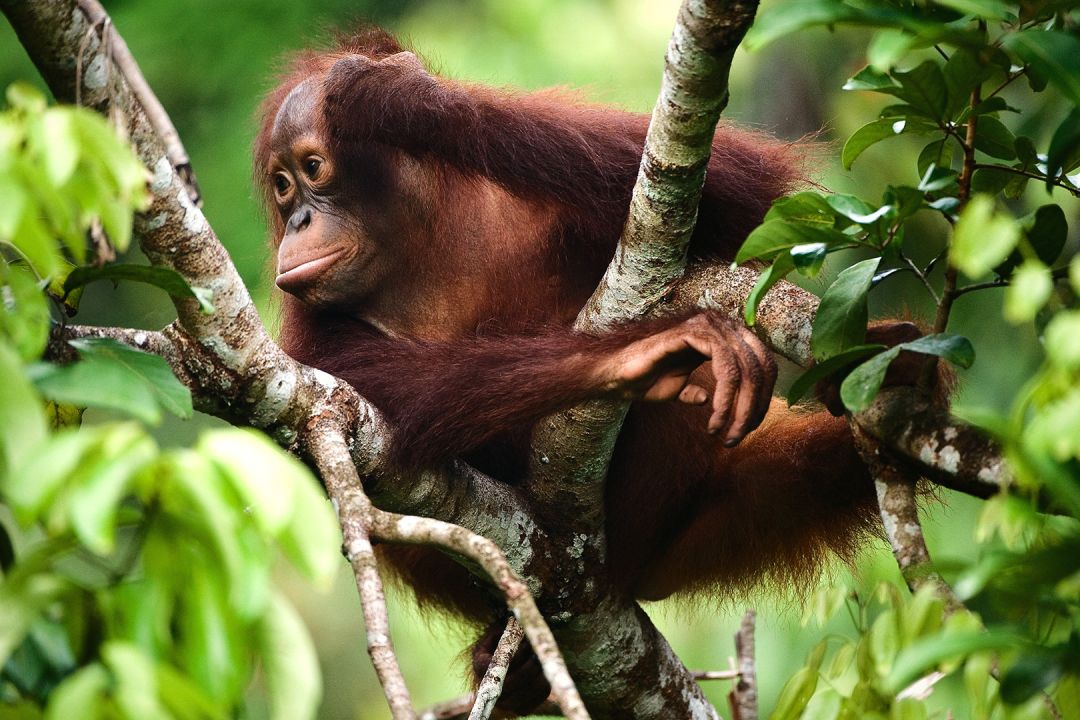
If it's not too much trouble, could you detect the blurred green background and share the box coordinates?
[2,0,1074,717]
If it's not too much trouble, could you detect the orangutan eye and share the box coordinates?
[273,172,291,195]
[303,157,322,179]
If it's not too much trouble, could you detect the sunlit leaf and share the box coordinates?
[886,629,1030,694]
[258,592,321,720]
[950,194,1020,277]
[45,663,109,720]
[103,642,172,720]
[0,344,47,482]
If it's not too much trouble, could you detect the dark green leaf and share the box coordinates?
[974,117,1017,160]
[918,164,959,192]
[1026,204,1068,266]
[64,264,215,314]
[843,66,899,92]
[1047,108,1080,185]
[765,191,839,226]
[812,258,880,361]
[1001,651,1066,704]
[786,345,885,405]
[894,61,948,120]
[842,117,935,169]
[917,139,953,177]
[744,253,795,326]
[933,0,1010,20]
[840,334,974,412]
[944,48,995,119]
[0,569,67,667]
[1004,30,1080,106]
[1014,136,1038,169]
[970,167,1013,194]
[735,220,847,264]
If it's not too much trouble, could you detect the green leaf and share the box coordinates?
[1001,650,1065,704]
[917,140,953,177]
[791,243,828,278]
[918,164,958,192]
[844,66,899,93]
[812,258,880,361]
[258,593,322,720]
[64,264,215,314]
[787,345,887,405]
[155,660,228,720]
[933,0,1009,20]
[743,253,794,326]
[103,642,172,720]
[842,117,934,169]
[33,337,193,424]
[1044,311,1080,371]
[0,343,47,482]
[0,570,67,667]
[744,0,864,49]
[1004,30,1080,107]
[950,194,1020,277]
[944,48,995,118]
[41,110,79,186]
[45,663,109,720]
[1025,204,1068,266]
[868,29,916,72]
[177,573,246,703]
[1047,108,1080,186]
[840,334,975,412]
[869,609,900,676]
[765,191,839,226]
[0,265,49,362]
[277,478,339,591]
[886,629,1029,694]
[67,424,157,555]
[973,117,1017,160]
[894,61,948,120]
[197,429,302,535]
[735,220,847,264]
[771,666,819,720]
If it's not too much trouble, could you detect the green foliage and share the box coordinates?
[0,86,338,719]
[741,1,1080,717]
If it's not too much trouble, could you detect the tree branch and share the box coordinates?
[469,617,524,720]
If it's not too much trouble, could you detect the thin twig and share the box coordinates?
[309,432,415,719]
[971,163,1080,197]
[469,617,524,720]
[307,429,589,720]
[74,0,201,206]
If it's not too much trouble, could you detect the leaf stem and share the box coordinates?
[972,163,1080,197]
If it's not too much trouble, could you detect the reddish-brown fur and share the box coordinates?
[255,29,880,623]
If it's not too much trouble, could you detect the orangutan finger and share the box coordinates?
[723,331,765,446]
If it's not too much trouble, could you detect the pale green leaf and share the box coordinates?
[259,592,321,720]
[950,194,1020,277]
